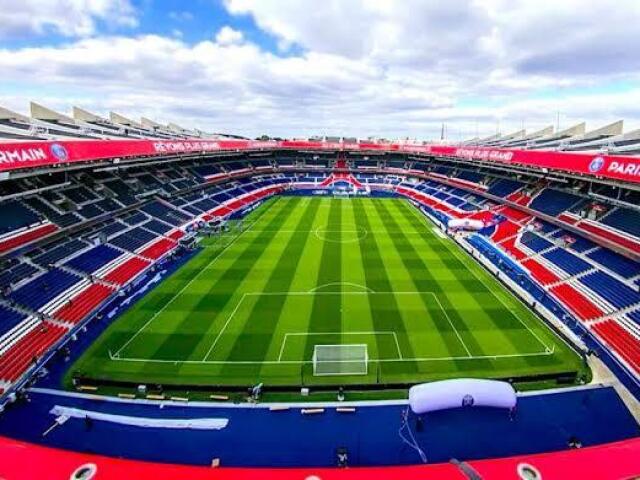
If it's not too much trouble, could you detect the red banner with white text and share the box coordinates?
[1,139,640,184]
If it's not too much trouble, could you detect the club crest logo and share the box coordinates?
[589,156,605,173]
[462,394,475,407]
[50,143,69,161]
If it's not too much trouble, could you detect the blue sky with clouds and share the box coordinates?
[1,0,639,139]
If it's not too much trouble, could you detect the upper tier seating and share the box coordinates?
[601,207,640,238]
[141,202,189,226]
[486,179,523,197]
[529,189,584,217]
[31,239,87,266]
[110,228,157,252]
[0,201,40,234]
[22,197,82,228]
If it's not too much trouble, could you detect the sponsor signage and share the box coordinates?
[1,139,640,184]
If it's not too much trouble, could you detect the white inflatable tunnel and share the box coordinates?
[447,218,485,231]
[408,379,517,415]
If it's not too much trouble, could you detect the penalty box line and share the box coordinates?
[109,349,556,365]
[198,290,469,363]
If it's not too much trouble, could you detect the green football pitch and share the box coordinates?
[69,196,586,389]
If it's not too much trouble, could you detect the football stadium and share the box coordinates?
[1,2,640,479]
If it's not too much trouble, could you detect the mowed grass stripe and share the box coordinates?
[339,200,381,360]
[99,197,283,360]
[304,199,343,359]
[107,197,286,358]
[260,198,332,367]
[141,196,299,361]
[373,199,486,365]
[351,199,418,368]
[224,198,322,364]
[397,201,547,355]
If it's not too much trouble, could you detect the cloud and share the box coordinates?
[2,1,640,139]
[0,0,137,38]
[215,26,244,46]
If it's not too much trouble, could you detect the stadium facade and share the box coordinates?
[0,103,639,478]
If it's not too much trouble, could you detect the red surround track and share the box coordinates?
[0,436,638,480]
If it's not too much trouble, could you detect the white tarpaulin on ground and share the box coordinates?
[50,406,229,430]
[408,379,517,415]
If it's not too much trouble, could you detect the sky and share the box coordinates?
[0,0,639,140]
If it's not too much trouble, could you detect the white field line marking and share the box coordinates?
[244,290,471,357]
[112,198,282,357]
[277,331,403,361]
[428,291,472,357]
[110,349,554,365]
[392,332,403,359]
[404,202,553,352]
[202,294,248,361]
[313,226,367,244]
[308,282,374,293]
[246,229,426,235]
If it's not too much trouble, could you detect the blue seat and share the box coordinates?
[579,272,640,309]
[543,249,591,275]
[0,200,41,234]
[10,268,80,309]
[520,231,553,252]
[0,305,28,337]
[65,245,121,274]
[587,249,640,279]
[602,207,640,238]
[529,189,583,216]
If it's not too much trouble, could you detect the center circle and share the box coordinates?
[314,226,367,244]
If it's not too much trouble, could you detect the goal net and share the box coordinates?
[332,188,352,199]
[312,344,368,376]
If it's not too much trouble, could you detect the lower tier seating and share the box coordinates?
[140,238,177,260]
[103,257,151,285]
[54,284,114,324]
[0,323,67,382]
[592,320,640,374]
[549,285,603,321]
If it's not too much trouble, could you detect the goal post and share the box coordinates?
[312,344,368,376]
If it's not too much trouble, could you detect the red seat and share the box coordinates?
[578,222,640,254]
[0,324,66,381]
[492,220,520,242]
[550,284,603,321]
[54,284,114,324]
[522,259,560,285]
[592,320,640,374]
[104,257,151,284]
[140,238,177,260]
[0,224,57,253]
